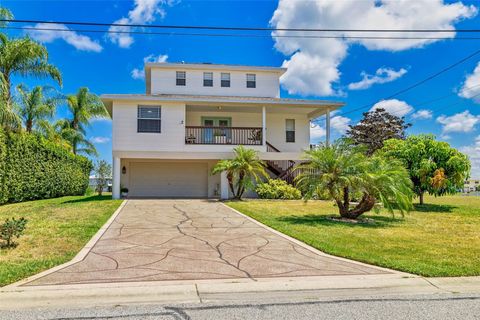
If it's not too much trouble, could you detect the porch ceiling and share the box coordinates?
[186,104,324,117]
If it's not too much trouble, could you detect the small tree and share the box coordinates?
[94,160,112,196]
[212,146,268,199]
[346,108,411,155]
[1,217,27,248]
[380,135,470,204]
[296,141,413,219]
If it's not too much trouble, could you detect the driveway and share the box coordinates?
[24,200,387,286]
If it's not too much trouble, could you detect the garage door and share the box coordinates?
[129,162,208,198]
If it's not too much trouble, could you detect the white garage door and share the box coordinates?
[129,162,208,198]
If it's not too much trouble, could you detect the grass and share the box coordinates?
[227,195,480,277]
[0,195,122,286]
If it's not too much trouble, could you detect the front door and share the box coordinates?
[202,117,231,143]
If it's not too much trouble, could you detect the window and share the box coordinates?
[138,106,161,133]
[286,119,295,143]
[221,73,231,87]
[246,73,256,88]
[176,71,186,86]
[203,72,213,87]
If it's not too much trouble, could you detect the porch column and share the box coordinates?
[326,109,331,147]
[220,171,229,200]
[112,156,121,199]
[262,106,266,146]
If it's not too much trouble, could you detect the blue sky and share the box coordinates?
[3,0,480,177]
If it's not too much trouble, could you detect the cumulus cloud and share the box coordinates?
[331,115,351,133]
[459,61,480,103]
[271,0,477,96]
[310,124,326,142]
[370,99,413,117]
[27,23,102,52]
[109,0,173,48]
[460,135,480,178]
[348,67,407,90]
[412,109,433,120]
[437,110,480,134]
[131,53,168,80]
[91,136,110,144]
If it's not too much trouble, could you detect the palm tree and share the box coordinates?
[16,84,61,132]
[296,141,413,219]
[64,87,108,155]
[0,73,20,129]
[0,35,62,109]
[212,145,268,199]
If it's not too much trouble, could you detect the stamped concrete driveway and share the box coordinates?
[25,200,387,286]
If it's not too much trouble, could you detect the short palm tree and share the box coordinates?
[16,84,62,132]
[212,145,268,199]
[0,35,62,109]
[63,87,108,155]
[296,141,413,219]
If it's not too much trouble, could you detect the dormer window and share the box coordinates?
[246,74,256,88]
[176,71,186,86]
[221,73,230,87]
[203,72,213,87]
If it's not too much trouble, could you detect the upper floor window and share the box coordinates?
[203,72,213,87]
[138,106,161,133]
[246,74,256,88]
[221,73,231,87]
[176,71,186,86]
[286,119,295,143]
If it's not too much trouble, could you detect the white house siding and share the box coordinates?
[150,69,280,98]
[266,113,310,152]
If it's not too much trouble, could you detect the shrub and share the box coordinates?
[0,129,92,204]
[0,217,27,248]
[256,179,302,200]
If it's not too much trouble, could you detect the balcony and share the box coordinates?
[185,126,263,145]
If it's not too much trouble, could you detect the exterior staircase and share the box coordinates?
[265,142,298,185]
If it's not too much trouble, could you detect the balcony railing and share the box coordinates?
[185,126,263,145]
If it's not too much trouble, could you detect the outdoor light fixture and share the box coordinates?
[122,166,126,174]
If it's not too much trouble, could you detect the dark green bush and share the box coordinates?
[256,179,302,200]
[0,217,27,248]
[0,129,92,204]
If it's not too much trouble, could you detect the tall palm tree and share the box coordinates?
[15,84,61,132]
[296,141,413,219]
[0,73,20,129]
[0,35,62,109]
[64,87,108,155]
[212,146,268,199]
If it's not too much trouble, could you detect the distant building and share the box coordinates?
[89,175,113,192]
[463,179,480,193]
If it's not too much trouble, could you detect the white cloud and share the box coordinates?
[459,135,480,178]
[348,67,407,90]
[27,23,102,52]
[91,136,110,144]
[131,53,168,80]
[459,61,480,103]
[437,110,480,134]
[370,99,413,117]
[310,124,326,142]
[412,109,433,120]
[271,0,477,96]
[109,0,172,48]
[331,115,351,133]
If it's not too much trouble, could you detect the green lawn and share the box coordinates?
[0,195,122,286]
[228,195,480,277]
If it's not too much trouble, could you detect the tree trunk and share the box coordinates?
[26,119,33,133]
[346,193,376,219]
[236,171,245,199]
[227,172,235,197]
[419,191,424,205]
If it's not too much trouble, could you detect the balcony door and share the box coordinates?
[202,117,231,144]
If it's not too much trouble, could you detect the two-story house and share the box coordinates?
[101,63,344,199]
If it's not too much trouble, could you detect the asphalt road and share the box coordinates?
[2,293,480,320]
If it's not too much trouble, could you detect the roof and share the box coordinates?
[101,94,344,119]
[145,62,287,74]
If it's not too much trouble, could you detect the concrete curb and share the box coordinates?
[3,200,128,289]
[221,202,409,277]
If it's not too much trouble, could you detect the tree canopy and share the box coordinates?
[346,108,411,155]
[380,134,470,204]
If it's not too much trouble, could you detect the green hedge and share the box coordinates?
[0,129,92,204]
